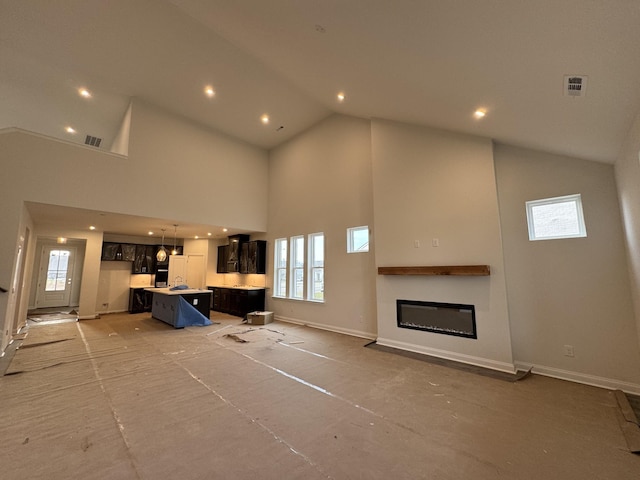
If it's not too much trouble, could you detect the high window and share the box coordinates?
[347,226,369,253]
[526,194,587,241]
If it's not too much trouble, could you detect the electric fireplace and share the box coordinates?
[397,300,477,339]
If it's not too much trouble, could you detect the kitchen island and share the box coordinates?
[207,285,266,318]
[145,287,212,328]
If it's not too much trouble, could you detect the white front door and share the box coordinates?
[35,246,76,308]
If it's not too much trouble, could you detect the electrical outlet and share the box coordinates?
[432,238,440,247]
[414,240,420,248]
[563,345,574,357]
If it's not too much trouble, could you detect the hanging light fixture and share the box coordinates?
[156,229,168,262]
[171,224,179,255]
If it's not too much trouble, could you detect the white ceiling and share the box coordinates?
[3,0,640,237]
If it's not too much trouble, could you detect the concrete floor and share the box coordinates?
[1,312,638,479]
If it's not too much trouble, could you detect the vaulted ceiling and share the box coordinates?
[2,1,640,236]
[3,0,640,163]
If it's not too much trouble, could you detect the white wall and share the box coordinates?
[371,119,514,372]
[615,111,640,346]
[267,114,377,338]
[495,144,640,392]
[96,262,133,313]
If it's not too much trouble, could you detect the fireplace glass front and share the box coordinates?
[397,300,477,339]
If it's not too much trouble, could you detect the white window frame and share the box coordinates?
[525,194,587,241]
[273,238,287,298]
[308,232,324,302]
[289,235,305,300]
[347,226,369,253]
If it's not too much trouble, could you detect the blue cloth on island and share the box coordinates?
[174,296,212,327]
[170,284,190,291]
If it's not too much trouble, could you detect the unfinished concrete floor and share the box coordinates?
[1,312,638,479]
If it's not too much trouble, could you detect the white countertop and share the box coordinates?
[145,287,212,295]
[207,285,266,291]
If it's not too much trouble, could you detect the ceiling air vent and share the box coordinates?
[85,135,102,148]
[564,75,588,97]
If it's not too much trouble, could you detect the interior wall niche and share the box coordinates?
[397,299,477,339]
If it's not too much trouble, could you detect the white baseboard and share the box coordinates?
[376,337,517,374]
[515,361,640,396]
[274,314,376,340]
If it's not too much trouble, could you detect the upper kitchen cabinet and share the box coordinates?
[133,245,156,274]
[241,240,266,274]
[217,244,229,273]
[226,234,250,273]
[101,242,136,261]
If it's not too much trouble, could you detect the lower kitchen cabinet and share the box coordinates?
[129,288,153,313]
[208,287,265,318]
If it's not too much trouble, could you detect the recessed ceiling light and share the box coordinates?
[204,85,215,98]
[89,225,96,230]
[474,109,487,119]
[207,232,212,236]
[78,88,92,98]
[261,114,270,125]
[223,228,228,232]
[194,235,199,239]
[148,231,154,235]
[65,126,76,134]
[337,92,346,103]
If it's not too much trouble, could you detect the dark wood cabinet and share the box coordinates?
[133,245,156,274]
[208,287,265,318]
[217,238,266,274]
[240,240,267,274]
[248,240,266,274]
[129,288,153,313]
[217,245,229,273]
[226,234,250,272]
[102,242,136,261]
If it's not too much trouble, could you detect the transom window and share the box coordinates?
[525,194,587,241]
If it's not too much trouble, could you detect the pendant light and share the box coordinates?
[171,224,179,255]
[156,229,168,262]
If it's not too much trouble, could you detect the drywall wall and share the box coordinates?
[268,114,376,337]
[615,111,640,346]
[128,100,268,232]
[495,144,640,391]
[371,119,514,372]
[96,262,132,313]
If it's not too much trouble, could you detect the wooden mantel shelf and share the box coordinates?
[377,265,490,276]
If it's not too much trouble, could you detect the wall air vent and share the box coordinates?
[85,135,102,147]
[564,75,588,97]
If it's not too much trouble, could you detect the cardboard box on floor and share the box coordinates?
[246,311,273,325]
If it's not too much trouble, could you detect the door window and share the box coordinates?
[45,250,70,291]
